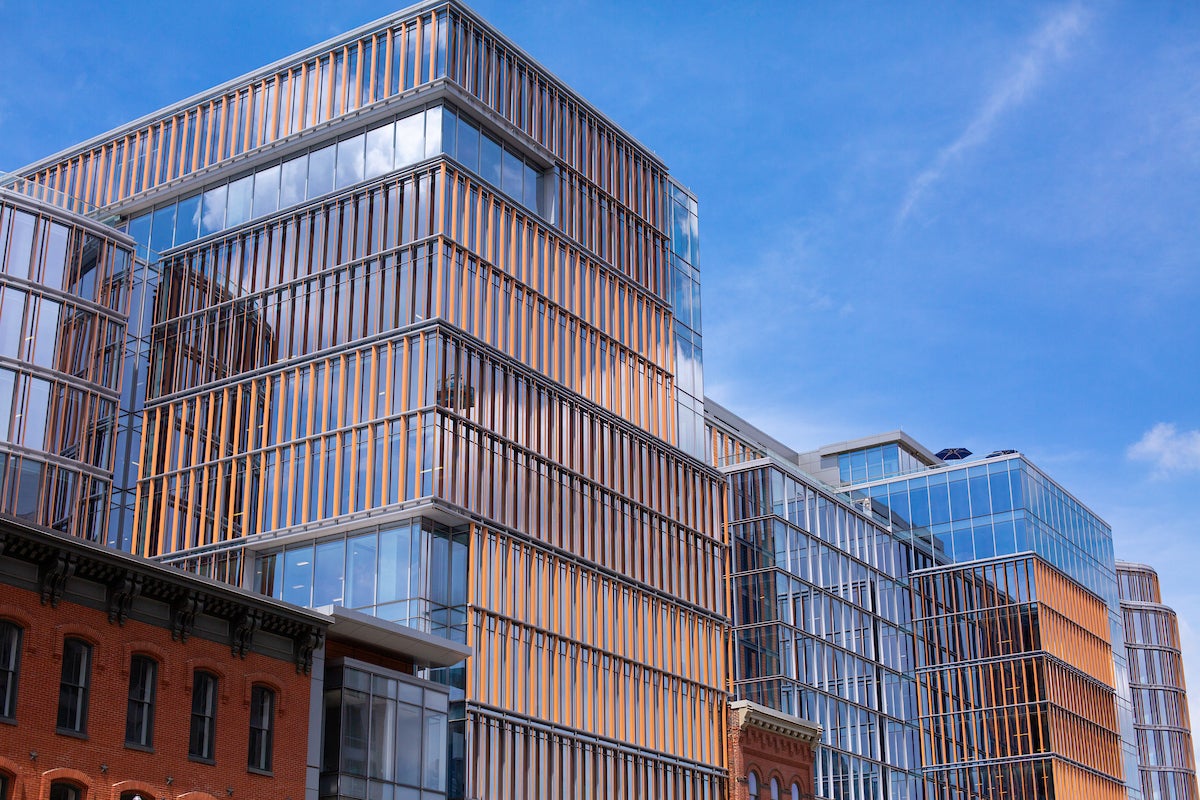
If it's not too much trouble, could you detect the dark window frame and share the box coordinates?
[247,683,276,773]
[48,780,83,800]
[56,637,92,735]
[124,654,158,749]
[188,670,218,762]
[0,620,20,721]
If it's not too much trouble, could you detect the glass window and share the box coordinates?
[395,111,425,166]
[523,162,539,209]
[4,210,35,279]
[0,620,20,720]
[456,115,479,171]
[150,203,178,255]
[125,654,157,748]
[335,133,365,189]
[174,194,202,246]
[280,154,308,208]
[57,637,92,734]
[347,532,378,609]
[748,771,760,800]
[313,538,346,607]
[253,164,281,218]
[226,175,254,228]
[502,149,523,198]
[365,122,396,179]
[422,709,447,790]
[480,133,502,186]
[424,106,442,157]
[189,670,218,761]
[200,184,227,237]
[48,782,81,800]
[307,143,337,199]
[42,223,69,290]
[770,778,780,800]
[248,684,275,772]
[0,289,20,360]
[0,772,9,800]
[31,297,60,368]
[282,544,314,606]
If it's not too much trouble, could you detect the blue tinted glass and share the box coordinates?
[150,204,177,255]
[226,175,253,228]
[253,164,281,217]
[335,134,365,189]
[457,116,479,171]
[199,184,227,237]
[282,545,313,606]
[989,471,1012,512]
[523,163,539,208]
[365,122,395,179]
[968,474,991,517]
[174,195,201,247]
[948,478,970,520]
[280,154,307,207]
[307,144,336,199]
[313,538,345,606]
[378,523,413,603]
[994,521,1017,555]
[929,482,950,525]
[127,213,152,262]
[838,454,851,484]
[347,533,377,609]
[889,488,910,529]
[973,524,995,558]
[441,106,457,160]
[480,133,501,186]
[908,486,930,528]
[502,149,523,198]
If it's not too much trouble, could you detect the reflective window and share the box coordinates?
[335,134,365,189]
[307,143,336,199]
[320,663,450,799]
[248,684,275,772]
[57,637,92,734]
[253,165,281,218]
[0,620,20,720]
[125,654,157,748]
[280,155,308,207]
[189,670,218,761]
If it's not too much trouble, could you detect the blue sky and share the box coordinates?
[3,0,1199,762]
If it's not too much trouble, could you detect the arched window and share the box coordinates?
[119,792,150,800]
[748,771,760,800]
[0,620,21,720]
[49,781,83,800]
[189,670,218,761]
[57,638,92,734]
[248,684,276,772]
[791,782,802,800]
[0,771,11,800]
[770,777,780,800]
[125,655,158,748]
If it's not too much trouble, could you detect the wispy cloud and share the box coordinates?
[1128,422,1200,476]
[897,3,1092,224]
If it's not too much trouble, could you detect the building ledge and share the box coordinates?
[729,699,822,744]
[317,605,471,668]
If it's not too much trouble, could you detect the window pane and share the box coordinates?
[335,133,366,189]
[174,194,202,246]
[313,538,346,607]
[280,154,308,207]
[307,143,336,199]
[424,106,442,158]
[282,544,314,606]
[0,620,20,719]
[365,122,395,179]
[480,134,501,187]
[226,175,254,228]
[523,163,539,208]
[253,164,281,218]
[456,116,479,172]
[347,532,378,609]
[189,671,217,759]
[395,112,425,166]
[502,149,523,198]
[125,655,157,747]
[57,637,91,732]
[200,184,228,237]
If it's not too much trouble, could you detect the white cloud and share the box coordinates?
[1128,422,1200,475]
[897,3,1092,224]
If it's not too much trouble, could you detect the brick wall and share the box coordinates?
[0,583,311,800]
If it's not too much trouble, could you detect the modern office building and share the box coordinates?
[706,400,928,799]
[804,434,1141,798]
[4,3,742,799]
[1117,561,1200,800]
[0,187,135,541]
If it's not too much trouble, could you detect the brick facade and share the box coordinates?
[727,700,820,800]
[0,517,328,800]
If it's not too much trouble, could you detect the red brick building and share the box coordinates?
[0,515,324,800]
[727,700,822,800]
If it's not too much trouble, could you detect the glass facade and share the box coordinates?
[321,659,451,800]
[723,456,927,800]
[0,189,134,541]
[913,554,1126,799]
[837,443,926,485]
[1117,562,1199,800]
[11,3,729,799]
[835,445,1142,799]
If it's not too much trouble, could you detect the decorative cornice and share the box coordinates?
[730,699,822,745]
